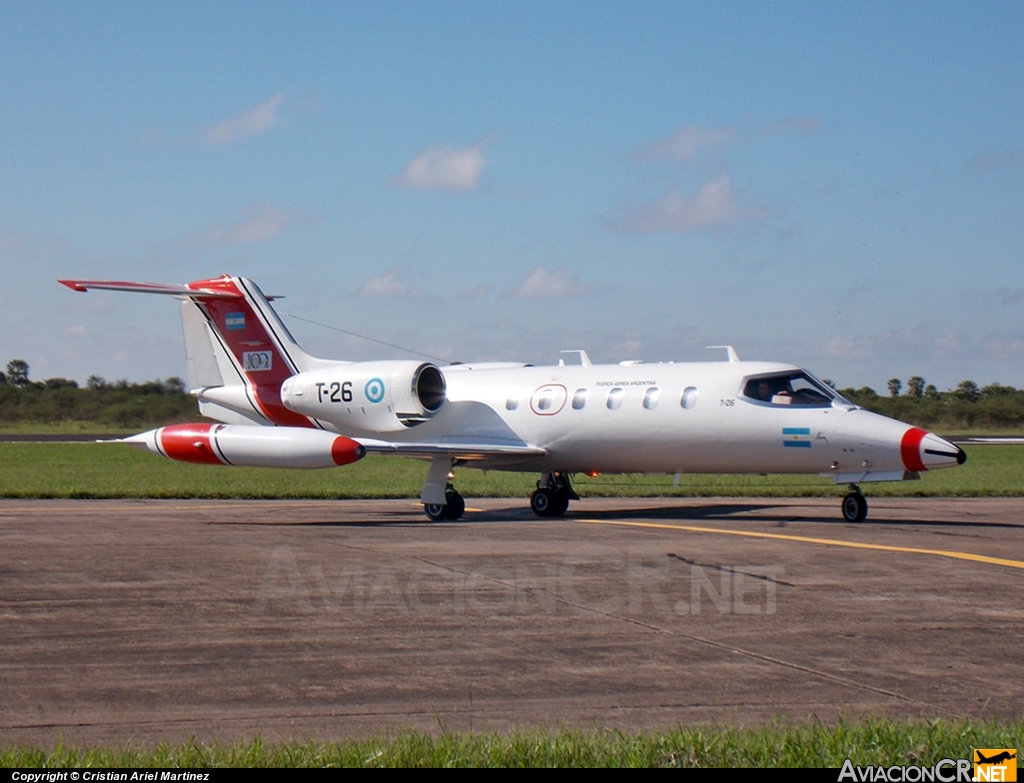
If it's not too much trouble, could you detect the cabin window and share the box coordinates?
[643,387,661,409]
[607,387,623,410]
[680,386,698,409]
[572,388,588,410]
[506,398,519,411]
[741,372,838,408]
[530,384,568,415]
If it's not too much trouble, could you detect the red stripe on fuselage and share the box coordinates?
[158,423,225,465]
[187,275,313,428]
[900,427,928,472]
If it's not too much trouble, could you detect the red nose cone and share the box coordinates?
[331,436,366,466]
[900,427,927,472]
[901,426,967,472]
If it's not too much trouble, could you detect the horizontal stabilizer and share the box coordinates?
[59,279,242,299]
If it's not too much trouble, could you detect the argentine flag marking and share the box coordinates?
[225,312,245,330]
[782,427,812,448]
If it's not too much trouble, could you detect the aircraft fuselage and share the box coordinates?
[298,360,960,481]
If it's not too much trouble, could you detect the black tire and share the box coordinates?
[445,490,465,521]
[424,502,449,521]
[842,492,868,523]
[531,488,569,517]
[424,490,465,521]
[531,488,555,517]
[550,491,570,517]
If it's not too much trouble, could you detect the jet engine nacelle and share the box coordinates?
[121,423,366,468]
[280,360,446,433]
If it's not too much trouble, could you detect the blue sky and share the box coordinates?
[3,2,1023,390]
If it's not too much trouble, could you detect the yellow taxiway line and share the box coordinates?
[578,518,1024,571]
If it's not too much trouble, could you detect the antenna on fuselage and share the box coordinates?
[706,345,740,363]
[560,349,592,366]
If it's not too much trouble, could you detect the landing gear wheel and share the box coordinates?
[531,488,569,518]
[424,490,465,521]
[550,491,570,517]
[842,491,868,523]
[424,502,448,521]
[531,488,555,517]
[445,490,465,521]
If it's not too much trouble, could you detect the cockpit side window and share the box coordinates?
[741,372,836,408]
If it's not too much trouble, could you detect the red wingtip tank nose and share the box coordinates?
[330,437,366,466]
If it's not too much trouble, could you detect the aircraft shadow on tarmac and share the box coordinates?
[216,500,1023,530]
[563,503,1024,529]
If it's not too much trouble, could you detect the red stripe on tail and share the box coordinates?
[187,275,313,428]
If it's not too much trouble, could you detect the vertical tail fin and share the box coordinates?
[181,275,320,427]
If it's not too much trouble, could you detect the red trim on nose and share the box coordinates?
[158,424,224,466]
[331,436,365,466]
[900,427,928,472]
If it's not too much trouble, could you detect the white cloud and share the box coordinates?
[397,140,488,191]
[815,328,967,365]
[635,125,735,162]
[511,267,590,299]
[817,334,877,362]
[181,204,303,245]
[0,232,31,251]
[358,268,423,299]
[969,150,1021,174]
[614,175,765,234]
[1000,288,1024,306]
[204,93,285,146]
[456,283,491,300]
[776,223,803,243]
[756,116,821,138]
[636,117,820,162]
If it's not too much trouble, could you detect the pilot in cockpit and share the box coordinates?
[771,379,794,404]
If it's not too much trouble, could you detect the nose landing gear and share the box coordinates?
[841,484,868,522]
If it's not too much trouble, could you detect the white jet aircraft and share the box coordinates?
[60,274,966,523]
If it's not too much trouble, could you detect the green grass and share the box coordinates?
[1,719,1021,767]
[0,443,1021,499]
[0,421,140,435]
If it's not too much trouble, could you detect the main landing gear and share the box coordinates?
[530,472,578,518]
[424,483,465,521]
[841,484,868,523]
[421,458,466,521]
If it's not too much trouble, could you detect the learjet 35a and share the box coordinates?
[60,275,966,522]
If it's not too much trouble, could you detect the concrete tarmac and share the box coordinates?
[1,496,1022,747]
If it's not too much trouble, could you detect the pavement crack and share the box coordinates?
[665,553,797,587]
[406,557,920,707]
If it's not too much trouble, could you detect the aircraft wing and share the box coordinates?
[356,438,547,461]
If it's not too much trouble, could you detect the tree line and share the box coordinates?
[0,360,195,428]
[821,375,1024,429]
[2,359,1023,430]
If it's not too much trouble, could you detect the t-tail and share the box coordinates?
[59,274,335,428]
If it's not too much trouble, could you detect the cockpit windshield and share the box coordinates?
[741,371,849,408]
